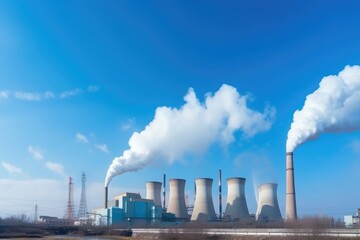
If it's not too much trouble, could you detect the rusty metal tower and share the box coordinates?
[65,176,75,220]
[78,172,88,220]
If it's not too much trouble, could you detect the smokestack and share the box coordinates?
[219,169,222,220]
[146,181,162,206]
[224,177,250,220]
[256,183,282,221]
[191,178,216,221]
[163,174,166,209]
[105,187,108,209]
[286,152,297,221]
[167,179,188,219]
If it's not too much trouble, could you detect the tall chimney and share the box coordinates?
[163,174,166,209]
[286,152,297,221]
[105,187,108,209]
[219,169,222,220]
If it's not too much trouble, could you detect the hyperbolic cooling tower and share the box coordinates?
[167,179,188,219]
[286,152,297,221]
[224,177,250,220]
[255,183,282,221]
[146,181,162,207]
[191,178,216,221]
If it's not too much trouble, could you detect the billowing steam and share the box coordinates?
[287,65,360,152]
[105,84,275,187]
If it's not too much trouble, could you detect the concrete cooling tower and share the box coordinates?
[255,183,282,222]
[146,181,162,207]
[191,178,216,221]
[224,177,250,220]
[167,179,188,219]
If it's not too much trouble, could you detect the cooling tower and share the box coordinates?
[286,152,297,220]
[146,181,162,207]
[167,179,188,219]
[255,183,282,222]
[224,177,250,220]
[191,178,216,221]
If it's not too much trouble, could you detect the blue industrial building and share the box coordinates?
[93,192,163,225]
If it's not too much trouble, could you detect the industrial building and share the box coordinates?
[96,174,283,226]
[39,216,74,225]
[93,192,162,226]
[344,209,360,227]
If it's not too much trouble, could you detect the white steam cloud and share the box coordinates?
[287,65,360,152]
[105,84,275,187]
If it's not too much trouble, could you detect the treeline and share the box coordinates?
[0,214,32,225]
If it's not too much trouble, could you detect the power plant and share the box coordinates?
[224,177,250,220]
[167,179,189,219]
[191,178,217,221]
[99,153,299,226]
[286,152,297,221]
[255,183,282,222]
[98,174,284,225]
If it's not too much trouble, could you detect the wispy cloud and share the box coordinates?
[95,144,109,153]
[45,162,65,176]
[28,145,44,161]
[121,118,135,131]
[0,91,10,98]
[44,91,55,99]
[1,162,23,174]
[15,92,42,101]
[0,85,100,101]
[60,88,83,98]
[76,133,88,143]
[87,85,100,92]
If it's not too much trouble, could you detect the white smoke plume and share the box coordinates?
[105,84,275,187]
[287,65,360,152]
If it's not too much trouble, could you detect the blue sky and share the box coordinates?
[1,1,360,219]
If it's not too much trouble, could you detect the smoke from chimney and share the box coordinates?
[287,65,360,152]
[105,84,275,187]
